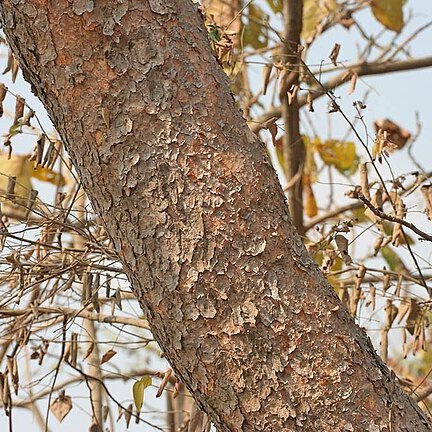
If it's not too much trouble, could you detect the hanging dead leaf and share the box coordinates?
[307,91,314,112]
[334,234,351,264]
[262,63,273,95]
[261,116,279,147]
[329,43,341,66]
[368,283,376,310]
[88,422,101,432]
[50,392,73,423]
[380,328,389,363]
[101,349,117,364]
[405,299,419,336]
[381,270,391,293]
[83,341,94,362]
[359,163,370,200]
[124,404,133,428]
[13,96,25,125]
[0,83,7,117]
[156,369,172,398]
[420,185,432,220]
[3,49,19,82]
[385,299,398,328]
[374,119,411,150]
[349,71,358,94]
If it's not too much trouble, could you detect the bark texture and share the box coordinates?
[0,1,430,431]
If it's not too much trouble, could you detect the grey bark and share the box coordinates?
[0,1,430,431]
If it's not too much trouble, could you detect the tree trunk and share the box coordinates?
[281,0,305,235]
[0,1,430,431]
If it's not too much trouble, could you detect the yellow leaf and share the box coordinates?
[0,152,65,215]
[303,175,318,218]
[0,154,33,205]
[302,0,337,41]
[371,0,404,32]
[132,375,152,412]
[303,136,318,182]
[315,139,359,174]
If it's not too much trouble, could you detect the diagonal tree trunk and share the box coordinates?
[0,1,430,431]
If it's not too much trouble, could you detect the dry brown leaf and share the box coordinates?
[0,83,7,117]
[50,392,73,423]
[125,403,133,428]
[349,71,358,94]
[307,91,314,112]
[156,369,172,398]
[334,234,351,264]
[262,63,273,95]
[380,328,389,363]
[329,43,341,66]
[405,299,419,336]
[374,119,411,150]
[385,299,398,328]
[420,185,432,220]
[101,349,117,364]
[83,341,94,362]
[369,283,376,310]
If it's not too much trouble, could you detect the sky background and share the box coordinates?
[1,1,432,431]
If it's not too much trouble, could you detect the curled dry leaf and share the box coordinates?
[124,403,133,428]
[262,63,272,95]
[334,234,351,264]
[359,163,370,201]
[13,96,25,125]
[385,299,398,328]
[156,369,172,398]
[260,116,279,147]
[329,43,341,66]
[349,71,358,94]
[101,349,117,364]
[380,328,389,363]
[0,83,7,117]
[420,185,432,220]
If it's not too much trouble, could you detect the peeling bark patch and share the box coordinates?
[147,0,173,15]
[72,0,94,15]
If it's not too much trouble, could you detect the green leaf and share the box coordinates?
[370,0,404,32]
[381,246,405,272]
[243,5,269,49]
[132,375,152,412]
[207,24,222,43]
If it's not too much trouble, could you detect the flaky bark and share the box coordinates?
[1,1,430,431]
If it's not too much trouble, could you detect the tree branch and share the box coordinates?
[250,56,432,134]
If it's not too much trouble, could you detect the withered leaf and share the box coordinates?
[50,393,73,423]
[101,349,117,364]
[329,43,341,66]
